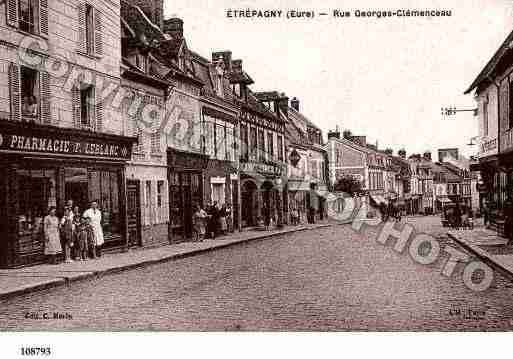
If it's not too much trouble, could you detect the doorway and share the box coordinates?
[241,180,257,227]
[126,180,141,247]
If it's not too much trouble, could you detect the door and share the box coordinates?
[231,179,239,230]
[126,180,141,247]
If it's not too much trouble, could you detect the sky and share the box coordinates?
[164,0,513,158]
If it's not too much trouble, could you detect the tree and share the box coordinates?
[343,129,353,139]
[398,148,406,158]
[334,175,363,194]
[384,148,393,155]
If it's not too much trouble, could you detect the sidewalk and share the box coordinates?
[447,225,513,280]
[0,221,345,300]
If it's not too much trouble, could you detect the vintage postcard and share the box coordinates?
[0,0,512,353]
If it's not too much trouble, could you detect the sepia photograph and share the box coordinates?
[0,0,513,356]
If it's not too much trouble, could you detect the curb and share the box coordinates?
[0,222,347,301]
[447,232,513,281]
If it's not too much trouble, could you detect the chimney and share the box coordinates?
[291,97,300,111]
[163,17,183,38]
[212,51,232,72]
[278,92,289,117]
[328,130,340,140]
[231,59,242,74]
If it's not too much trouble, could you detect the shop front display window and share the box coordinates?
[89,170,121,242]
[16,167,56,255]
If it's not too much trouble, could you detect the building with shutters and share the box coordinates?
[194,51,240,231]
[465,28,513,234]
[283,97,327,224]
[0,0,138,267]
[120,1,172,248]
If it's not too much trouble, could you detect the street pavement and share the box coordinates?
[1,216,513,331]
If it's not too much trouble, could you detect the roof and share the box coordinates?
[464,29,513,94]
[288,106,321,132]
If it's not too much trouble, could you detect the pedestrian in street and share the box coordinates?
[44,207,62,264]
[72,206,81,260]
[219,203,228,235]
[263,203,271,230]
[482,200,489,227]
[504,200,513,243]
[207,201,219,239]
[75,216,91,261]
[60,206,75,263]
[192,204,207,242]
[83,200,104,257]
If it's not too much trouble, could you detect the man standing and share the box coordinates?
[83,200,104,257]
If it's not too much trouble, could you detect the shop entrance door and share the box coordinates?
[241,180,257,227]
[126,180,141,247]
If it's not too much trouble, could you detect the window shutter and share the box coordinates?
[39,0,49,37]
[8,63,21,122]
[40,71,51,124]
[95,86,103,131]
[77,3,86,54]
[6,0,18,27]
[72,86,80,128]
[94,8,103,56]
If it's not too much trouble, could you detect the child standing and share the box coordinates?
[60,206,75,263]
[75,217,90,261]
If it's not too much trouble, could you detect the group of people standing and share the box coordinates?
[192,201,233,242]
[379,201,402,222]
[43,200,104,264]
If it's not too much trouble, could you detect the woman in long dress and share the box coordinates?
[44,207,62,264]
[83,201,104,257]
[192,205,207,242]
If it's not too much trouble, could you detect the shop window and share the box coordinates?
[80,85,94,127]
[88,169,121,242]
[18,0,38,34]
[211,183,225,205]
[16,168,56,251]
[20,66,39,122]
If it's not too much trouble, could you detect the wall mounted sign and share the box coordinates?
[0,121,134,160]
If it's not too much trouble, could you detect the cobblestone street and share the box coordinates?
[1,218,513,331]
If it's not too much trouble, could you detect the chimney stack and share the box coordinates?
[328,129,340,140]
[291,97,300,111]
[212,51,232,72]
[163,17,183,39]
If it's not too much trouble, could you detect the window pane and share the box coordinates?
[21,67,40,122]
[216,123,226,160]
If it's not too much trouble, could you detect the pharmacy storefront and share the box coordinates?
[0,121,136,268]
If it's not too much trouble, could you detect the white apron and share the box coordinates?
[83,208,104,246]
